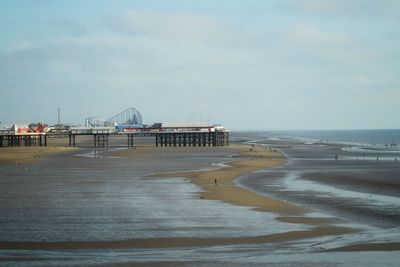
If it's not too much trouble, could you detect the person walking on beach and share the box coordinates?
[214,178,218,186]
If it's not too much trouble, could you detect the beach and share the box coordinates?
[0,146,79,165]
[0,135,399,266]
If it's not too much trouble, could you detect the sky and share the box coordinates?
[0,0,399,130]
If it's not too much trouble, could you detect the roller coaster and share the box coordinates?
[105,107,142,126]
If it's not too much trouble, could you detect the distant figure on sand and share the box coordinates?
[214,178,218,186]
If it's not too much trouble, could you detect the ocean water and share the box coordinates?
[271,129,400,147]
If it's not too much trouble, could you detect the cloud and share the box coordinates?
[102,9,231,42]
[353,75,372,86]
[286,0,400,18]
[284,23,350,45]
[49,18,89,37]
[0,6,399,129]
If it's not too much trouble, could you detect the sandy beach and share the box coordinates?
[0,146,79,165]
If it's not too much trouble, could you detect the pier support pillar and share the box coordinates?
[128,134,134,147]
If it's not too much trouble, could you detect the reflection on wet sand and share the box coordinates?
[1,138,399,266]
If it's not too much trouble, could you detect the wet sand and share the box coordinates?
[150,144,301,214]
[0,146,79,165]
[0,226,354,250]
[149,144,359,246]
[149,143,399,253]
[235,132,400,254]
[324,242,400,252]
[1,140,399,264]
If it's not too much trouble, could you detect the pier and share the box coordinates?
[155,131,229,147]
[66,128,229,148]
[0,134,47,147]
[1,128,229,148]
[0,108,229,148]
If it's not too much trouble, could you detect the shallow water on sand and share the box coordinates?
[0,147,306,266]
[1,137,400,266]
[239,132,400,246]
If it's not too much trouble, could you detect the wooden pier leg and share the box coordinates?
[155,133,159,147]
[183,133,187,147]
[212,133,216,147]
[167,134,170,147]
[173,133,177,147]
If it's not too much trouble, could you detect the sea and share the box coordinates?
[269,129,400,147]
